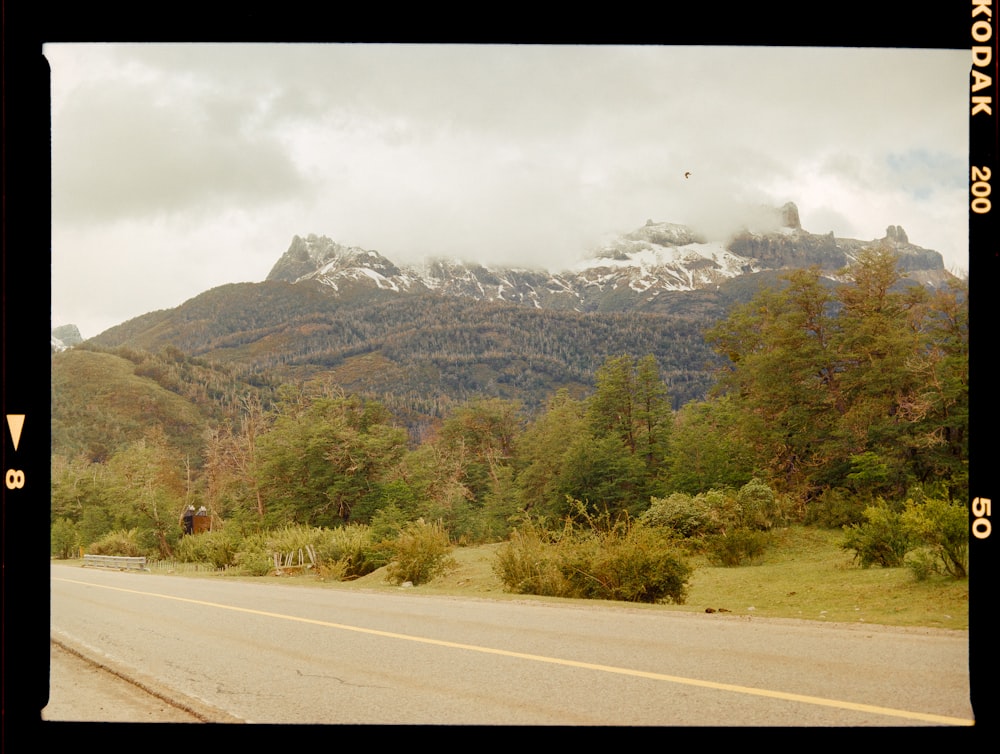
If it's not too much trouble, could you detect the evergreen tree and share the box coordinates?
[706,268,840,496]
[704,247,967,503]
[634,354,673,477]
[664,396,755,494]
[515,389,587,519]
[832,246,929,493]
[437,398,524,505]
[255,388,408,527]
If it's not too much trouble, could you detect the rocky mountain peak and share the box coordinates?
[780,201,801,230]
[885,225,909,244]
[264,202,954,313]
[266,235,401,284]
[51,324,83,352]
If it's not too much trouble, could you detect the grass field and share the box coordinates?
[141,525,969,631]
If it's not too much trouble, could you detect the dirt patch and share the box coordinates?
[43,641,223,723]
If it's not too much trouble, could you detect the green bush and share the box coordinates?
[233,532,276,576]
[199,523,389,579]
[562,524,691,604]
[384,519,457,586]
[368,503,409,543]
[640,481,781,567]
[51,517,80,559]
[841,501,915,568]
[639,492,721,538]
[494,513,692,604]
[265,524,323,557]
[902,497,968,578]
[699,488,737,527]
[313,524,387,578]
[87,528,148,557]
[174,529,240,569]
[704,527,771,567]
[493,524,573,597]
[905,549,938,581]
[735,478,783,530]
[805,487,867,528]
[421,498,511,546]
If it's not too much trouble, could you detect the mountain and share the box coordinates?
[84,284,724,422]
[51,324,83,352]
[77,202,959,437]
[264,202,954,313]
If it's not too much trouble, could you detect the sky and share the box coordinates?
[47,43,971,340]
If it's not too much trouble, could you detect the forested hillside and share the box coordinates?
[51,346,279,462]
[87,282,732,421]
[52,249,968,593]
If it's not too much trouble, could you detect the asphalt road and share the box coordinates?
[45,563,974,727]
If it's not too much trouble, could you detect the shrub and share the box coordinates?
[495,512,692,604]
[493,524,572,597]
[265,524,324,558]
[368,503,409,543]
[704,527,771,567]
[313,524,387,578]
[841,501,915,568]
[384,519,457,586]
[906,549,938,581]
[805,487,867,528]
[735,478,783,531]
[217,524,389,579]
[700,488,737,529]
[233,532,275,576]
[640,481,781,566]
[174,529,239,569]
[639,492,721,538]
[563,524,691,604]
[51,517,80,559]
[425,499,510,546]
[87,528,148,557]
[902,497,968,579]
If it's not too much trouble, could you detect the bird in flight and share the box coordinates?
[684,171,691,179]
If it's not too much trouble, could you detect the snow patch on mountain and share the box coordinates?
[264,203,953,311]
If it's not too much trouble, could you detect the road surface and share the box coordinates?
[45,563,974,726]
[44,640,205,723]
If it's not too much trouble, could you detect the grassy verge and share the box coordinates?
[65,525,968,631]
[682,527,968,630]
[339,526,969,630]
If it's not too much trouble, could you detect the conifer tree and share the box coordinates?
[704,247,967,502]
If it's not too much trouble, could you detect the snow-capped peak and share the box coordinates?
[263,203,952,311]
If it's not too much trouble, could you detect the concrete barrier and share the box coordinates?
[82,554,148,571]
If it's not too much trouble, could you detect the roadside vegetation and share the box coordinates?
[51,248,969,625]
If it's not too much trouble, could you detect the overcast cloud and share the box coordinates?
[47,44,970,340]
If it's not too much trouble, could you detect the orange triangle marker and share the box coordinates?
[7,414,24,451]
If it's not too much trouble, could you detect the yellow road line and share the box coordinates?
[54,577,973,726]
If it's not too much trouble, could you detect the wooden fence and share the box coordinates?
[273,545,316,575]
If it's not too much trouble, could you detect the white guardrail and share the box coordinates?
[82,554,149,571]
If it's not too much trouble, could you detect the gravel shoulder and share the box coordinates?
[43,640,213,723]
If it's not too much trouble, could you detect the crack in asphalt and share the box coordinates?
[295,667,387,689]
